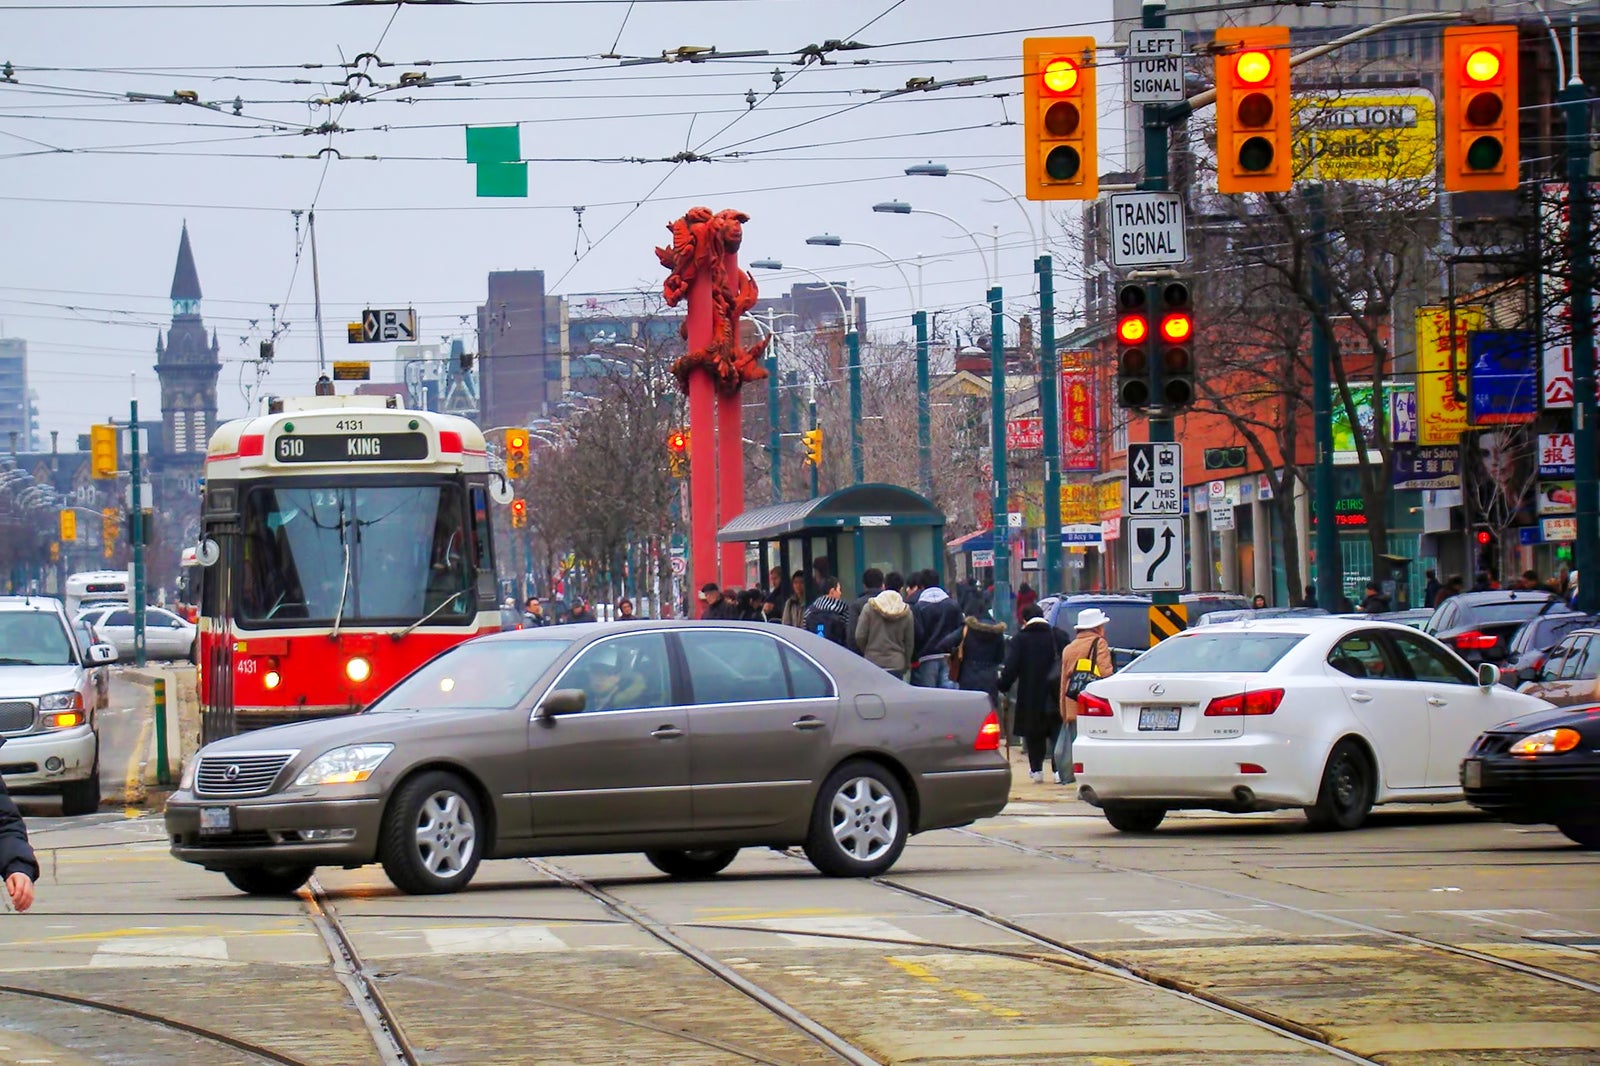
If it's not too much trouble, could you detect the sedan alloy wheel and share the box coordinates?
[380,771,483,894]
[804,761,908,877]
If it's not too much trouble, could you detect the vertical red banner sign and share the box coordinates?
[1060,352,1097,472]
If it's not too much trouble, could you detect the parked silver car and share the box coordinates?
[79,605,197,663]
[166,622,1011,896]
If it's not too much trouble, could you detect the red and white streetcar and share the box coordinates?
[195,396,502,737]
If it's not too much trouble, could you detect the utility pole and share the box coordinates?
[989,284,1012,625]
[1565,49,1596,612]
[129,389,145,668]
[1309,187,1341,610]
[1038,254,1062,594]
[308,210,328,376]
[847,299,864,485]
[915,308,932,498]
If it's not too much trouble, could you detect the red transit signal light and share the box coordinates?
[1159,312,1193,343]
[1475,529,1492,546]
[1117,315,1149,345]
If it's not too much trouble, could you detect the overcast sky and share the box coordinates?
[2,0,1122,445]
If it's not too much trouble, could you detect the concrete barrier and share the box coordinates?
[123,665,200,792]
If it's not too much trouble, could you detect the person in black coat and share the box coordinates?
[802,577,851,647]
[997,604,1063,783]
[955,610,1007,710]
[0,758,38,912]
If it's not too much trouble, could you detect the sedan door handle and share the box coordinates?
[791,716,826,731]
[650,725,684,739]
[1349,691,1374,703]
[1426,696,1447,707]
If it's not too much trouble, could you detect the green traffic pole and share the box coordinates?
[1308,185,1341,610]
[989,284,1012,625]
[767,350,782,501]
[1038,255,1062,595]
[153,676,170,786]
[915,310,932,498]
[130,396,146,668]
[809,392,820,499]
[847,328,864,484]
[1565,81,1597,614]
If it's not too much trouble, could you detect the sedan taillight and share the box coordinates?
[1077,693,1113,716]
[1204,689,1285,717]
[1454,630,1498,651]
[974,709,1001,751]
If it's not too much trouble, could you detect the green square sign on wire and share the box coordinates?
[465,125,520,163]
[476,162,527,197]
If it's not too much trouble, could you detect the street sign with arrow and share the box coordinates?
[1128,516,1185,592]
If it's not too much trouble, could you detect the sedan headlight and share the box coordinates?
[1509,728,1582,756]
[294,744,394,787]
[179,758,196,791]
[39,691,84,712]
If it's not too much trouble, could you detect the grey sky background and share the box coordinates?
[2,0,1120,444]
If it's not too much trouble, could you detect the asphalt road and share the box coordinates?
[4,771,1596,1065]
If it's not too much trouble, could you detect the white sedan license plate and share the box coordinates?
[198,806,233,836]
[1463,759,1483,789]
[1138,705,1181,731]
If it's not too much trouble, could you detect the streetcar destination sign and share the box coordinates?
[273,432,430,463]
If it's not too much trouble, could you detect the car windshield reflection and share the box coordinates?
[1121,631,1305,674]
[367,638,572,712]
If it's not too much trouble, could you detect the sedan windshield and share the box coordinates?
[0,613,76,666]
[1121,631,1304,674]
[1454,600,1557,626]
[368,639,572,712]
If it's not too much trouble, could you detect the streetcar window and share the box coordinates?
[368,639,571,712]
[237,483,472,625]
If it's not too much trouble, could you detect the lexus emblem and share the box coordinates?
[224,764,242,781]
[1150,684,1166,696]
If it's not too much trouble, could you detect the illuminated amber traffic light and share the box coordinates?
[510,498,527,528]
[89,424,118,479]
[1023,36,1098,201]
[505,428,530,478]
[1115,283,1153,409]
[801,428,824,466]
[1214,26,1291,193]
[1443,25,1519,192]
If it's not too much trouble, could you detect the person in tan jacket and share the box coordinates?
[855,588,915,676]
[1056,607,1116,785]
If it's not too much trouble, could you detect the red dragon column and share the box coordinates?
[656,208,767,603]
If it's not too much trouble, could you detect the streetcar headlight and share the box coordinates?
[345,657,372,683]
[294,744,394,787]
[263,670,282,690]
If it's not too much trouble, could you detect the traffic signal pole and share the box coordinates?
[1141,0,1179,610]
[1037,256,1062,595]
[989,285,1012,625]
[1566,74,1597,613]
[130,395,145,668]
[1308,187,1342,610]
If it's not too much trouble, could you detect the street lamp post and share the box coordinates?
[748,310,796,502]
[906,162,1061,596]
[874,200,1011,622]
[749,260,863,485]
[806,234,932,499]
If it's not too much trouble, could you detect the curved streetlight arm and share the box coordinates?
[925,169,1039,260]
[910,208,991,287]
[840,240,917,314]
[753,262,852,332]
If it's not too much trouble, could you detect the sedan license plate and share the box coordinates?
[1138,705,1181,731]
[198,806,233,836]
[1463,759,1483,790]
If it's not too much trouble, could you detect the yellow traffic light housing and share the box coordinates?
[59,509,77,542]
[510,498,528,528]
[1023,36,1098,201]
[665,428,689,478]
[801,428,824,467]
[1214,26,1292,193]
[101,507,119,554]
[89,424,118,479]
[505,428,530,479]
[1443,25,1519,192]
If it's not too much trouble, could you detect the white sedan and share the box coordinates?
[80,605,196,662]
[1074,618,1551,833]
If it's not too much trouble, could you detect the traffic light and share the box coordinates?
[505,428,530,479]
[510,498,527,529]
[665,428,689,477]
[1154,280,1195,409]
[1474,526,1498,573]
[1115,282,1153,409]
[1443,26,1519,192]
[1205,447,1246,470]
[59,509,76,542]
[102,508,118,556]
[1022,36,1098,201]
[49,542,59,563]
[89,424,117,479]
[1214,26,1291,193]
[801,428,824,466]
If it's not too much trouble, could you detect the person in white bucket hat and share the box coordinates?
[1055,608,1115,785]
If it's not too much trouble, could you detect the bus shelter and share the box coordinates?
[717,484,946,597]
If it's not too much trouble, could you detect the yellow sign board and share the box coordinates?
[1293,90,1437,182]
[1415,305,1486,446]
[332,361,371,382]
[1061,483,1097,524]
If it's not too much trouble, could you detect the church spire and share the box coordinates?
[170,222,202,308]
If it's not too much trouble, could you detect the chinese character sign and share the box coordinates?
[1467,330,1538,425]
[1538,432,1576,477]
[1540,184,1575,410]
[1416,305,1486,445]
[1060,355,1097,472]
[1006,418,1044,451]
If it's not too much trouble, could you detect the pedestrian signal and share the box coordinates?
[1023,37,1098,201]
[1214,26,1291,193]
[1443,25,1519,192]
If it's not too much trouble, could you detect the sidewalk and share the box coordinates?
[1002,738,1092,808]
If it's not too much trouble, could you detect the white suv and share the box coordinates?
[0,596,115,815]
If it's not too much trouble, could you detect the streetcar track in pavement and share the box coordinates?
[303,875,418,1066]
[527,857,883,1066]
[0,982,317,1066]
[956,825,1600,994]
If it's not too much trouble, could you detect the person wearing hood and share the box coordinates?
[999,603,1065,784]
[803,576,850,647]
[0,760,38,912]
[908,569,965,689]
[855,587,915,676]
[845,567,884,654]
[955,609,1007,710]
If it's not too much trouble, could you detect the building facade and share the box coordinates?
[0,338,33,452]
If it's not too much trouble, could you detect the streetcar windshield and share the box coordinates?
[238,482,472,625]
[368,638,572,712]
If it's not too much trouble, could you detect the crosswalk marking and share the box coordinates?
[90,936,230,967]
[419,926,566,954]
[747,916,924,947]
[1101,909,1275,939]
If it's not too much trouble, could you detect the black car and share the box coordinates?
[1046,593,1152,670]
[1462,702,1600,848]
[1423,590,1561,667]
[1501,612,1598,687]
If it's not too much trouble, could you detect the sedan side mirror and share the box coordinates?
[536,688,586,718]
[1477,662,1501,690]
[89,643,118,665]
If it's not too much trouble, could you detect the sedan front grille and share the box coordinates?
[0,702,35,734]
[195,752,296,797]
